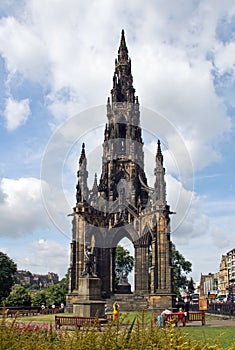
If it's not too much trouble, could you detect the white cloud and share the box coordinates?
[3,97,30,130]
[172,195,235,280]
[214,41,235,77]
[16,239,69,278]
[0,246,8,254]
[0,16,49,82]
[0,1,233,166]
[0,177,67,237]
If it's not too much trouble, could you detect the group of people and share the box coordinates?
[41,303,64,311]
[157,302,189,327]
[105,300,190,324]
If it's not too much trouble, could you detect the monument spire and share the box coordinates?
[111,30,135,103]
[154,140,166,204]
[156,139,163,165]
[79,142,86,166]
[118,29,129,62]
[76,143,88,203]
[99,30,147,207]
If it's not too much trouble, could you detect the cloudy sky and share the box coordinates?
[0,0,235,286]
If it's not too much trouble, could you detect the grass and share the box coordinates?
[16,313,70,323]
[181,326,235,349]
[4,312,235,349]
[15,311,152,324]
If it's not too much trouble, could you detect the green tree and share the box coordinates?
[31,273,69,307]
[31,291,46,307]
[45,285,64,306]
[172,243,194,298]
[57,273,69,296]
[115,245,134,284]
[5,286,31,307]
[188,277,195,294]
[28,283,40,291]
[0,252,17,303]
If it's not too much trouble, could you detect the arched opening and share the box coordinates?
[114,237,134,293]
[118,237,135,291]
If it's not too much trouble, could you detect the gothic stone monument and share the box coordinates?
[66,30,175,314]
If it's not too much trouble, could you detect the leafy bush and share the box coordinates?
[31,290,47,307]
[1,312,235,349]
[4,285,31,307]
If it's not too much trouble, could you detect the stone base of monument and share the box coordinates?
[73,300,105,317]
[73,277,105,317]
[116,275,131,294]
[78,277,102,300]
[116,282,131,294]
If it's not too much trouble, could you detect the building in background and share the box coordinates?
[227,248,235,300]
[218,255,228,296]
[200,249,235,300]
[15,270,59,289]
[199,273,218,300]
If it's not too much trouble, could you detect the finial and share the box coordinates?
[118,29,128,61]
[79,142,86,165]
[92,173,98,194]
[120,29,126,47]
[81,142,85,156]
[156,140,163,165]
[93,173,98,186]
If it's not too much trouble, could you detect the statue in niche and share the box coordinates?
[118,273,129,285]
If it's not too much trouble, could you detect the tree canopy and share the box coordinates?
[5,285,31,307]
[0,252,17,303]
[172,243,195,297]
[115,245,134,283]
[32,273,68,307]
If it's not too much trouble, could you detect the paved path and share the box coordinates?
[185,317,235,327]
[206,318,235,326]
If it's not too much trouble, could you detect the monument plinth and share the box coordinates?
[73,277,105,317]
[73,247,105,317]
[116,275,131,294]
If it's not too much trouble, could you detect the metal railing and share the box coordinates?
[190,303,235,316]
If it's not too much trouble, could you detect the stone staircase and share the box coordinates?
[107,294,148,312]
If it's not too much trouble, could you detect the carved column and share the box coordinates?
[134,240,149,294]
[150,239,157,294]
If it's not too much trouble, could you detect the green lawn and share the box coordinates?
[17,313,70,323]
[16,311,152,324]
[180,326,235,349]
[14,312,235,349]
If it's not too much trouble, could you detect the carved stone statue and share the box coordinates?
[118,273,129,285]
[82,246,95,277]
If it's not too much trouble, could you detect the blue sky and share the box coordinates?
[0,0,235,285]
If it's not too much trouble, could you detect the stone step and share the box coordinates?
[107,294,148,312]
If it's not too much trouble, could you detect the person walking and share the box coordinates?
[113,302,120,321]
